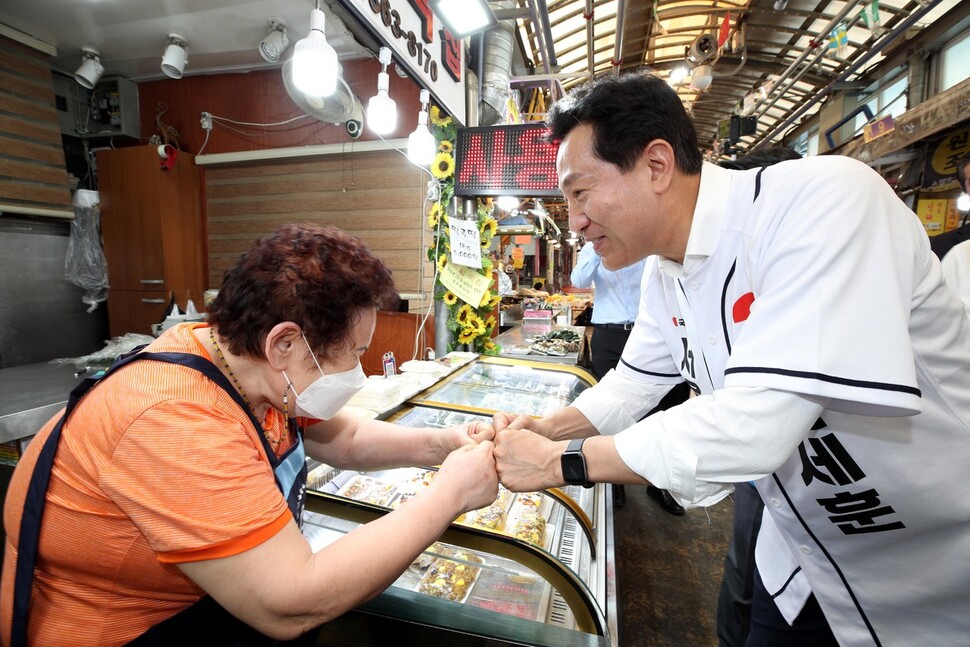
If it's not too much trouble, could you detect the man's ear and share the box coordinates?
[642,139,677,194]
[265,322,302,370]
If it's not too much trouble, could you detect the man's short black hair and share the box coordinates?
[545,72,703,175]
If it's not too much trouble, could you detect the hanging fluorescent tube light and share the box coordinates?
[367,47,397,135]
[292,5,338,96]
[408,89,436,166]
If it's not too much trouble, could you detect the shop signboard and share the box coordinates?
[922,125,970,189]
[343,0,465,125]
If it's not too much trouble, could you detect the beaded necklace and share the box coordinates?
[209,327,285,449]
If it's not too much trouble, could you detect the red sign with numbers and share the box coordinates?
[454,123,561,197]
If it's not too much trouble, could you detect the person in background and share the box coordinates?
[571,241,688,514]
[491,72,970,647]
[2,223,498,646]
[940,153,970,316]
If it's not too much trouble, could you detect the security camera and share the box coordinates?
[345,100,363,139]
[688,33,717,64]
[345,119,362,139]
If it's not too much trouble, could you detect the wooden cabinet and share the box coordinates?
[97,146,206,336]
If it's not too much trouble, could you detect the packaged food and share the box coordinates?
[511,512,547,547]
[416,549,483,602]
[470,504,507,532]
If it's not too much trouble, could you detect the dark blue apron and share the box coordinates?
[10,347,312,647]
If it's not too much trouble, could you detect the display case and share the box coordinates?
[300,357,616,646]
[412,356,594,417]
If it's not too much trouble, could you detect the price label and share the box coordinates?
[447,219,482,269]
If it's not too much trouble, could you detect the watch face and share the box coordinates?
[561,452,587,485]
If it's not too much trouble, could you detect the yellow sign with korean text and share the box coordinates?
[440,262,492,307]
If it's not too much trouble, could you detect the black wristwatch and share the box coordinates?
[561,438,594,488]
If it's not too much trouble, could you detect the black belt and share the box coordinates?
[593,322,634,330]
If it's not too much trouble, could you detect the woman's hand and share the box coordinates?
[437,420,495,455]
[433,440,499,513]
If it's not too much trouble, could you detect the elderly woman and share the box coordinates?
[2,223,498,646]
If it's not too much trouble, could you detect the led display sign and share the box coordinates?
[454,123,561,197]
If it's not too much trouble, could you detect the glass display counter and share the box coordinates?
[300,357,616,647]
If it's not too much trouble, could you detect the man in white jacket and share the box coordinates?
[492,72,970,647]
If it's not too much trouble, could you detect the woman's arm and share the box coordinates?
[178,440,498,640]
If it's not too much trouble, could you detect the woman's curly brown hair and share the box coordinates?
[207,223,397,361]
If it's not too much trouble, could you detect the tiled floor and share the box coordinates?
[613,486,733,647]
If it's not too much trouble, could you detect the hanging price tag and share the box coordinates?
[448,219,483,269]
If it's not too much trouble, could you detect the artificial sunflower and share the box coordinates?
[471,315,487,336]
[485,314,498,331]
[439,140,453,153]
[483,340,497,352]
[479,290,493,308]
[479,197,494,211]
[479,217,497,239]
[431,152,455,180]
[430,105,453,127]
[443,291,458,305]
[427,202,441,229]
[437,253,448,272]
[457,327,478,345]
[489,294,502,310]
[456,304,475,325]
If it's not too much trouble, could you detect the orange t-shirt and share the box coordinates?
[1,323,293,646]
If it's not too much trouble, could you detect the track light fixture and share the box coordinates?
[367,47,397,135]
[259,19,290,63]
[292,4,338,97]
[161,34,188,79]
[407,89,436,166]
[74,47,104,89]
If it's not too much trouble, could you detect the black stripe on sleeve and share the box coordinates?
[724,366,921,397]
[619,357,681,378]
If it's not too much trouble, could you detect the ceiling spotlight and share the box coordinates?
[669,64,691,85]
[367,47,397,135]
[74,47,104,89]
[161,34,188,79]
[292,6,338,97]
[407,89,436,166]
[430,0,497,38]
[259,19,290,63]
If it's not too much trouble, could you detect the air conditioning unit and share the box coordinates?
[53,73,140,140]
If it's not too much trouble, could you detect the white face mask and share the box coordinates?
[282,333,366,420]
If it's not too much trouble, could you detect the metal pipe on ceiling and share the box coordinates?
[534,0,565,100]
[751,0,865,119]
[586,0,595,79]
[612,0,627,76]
[752,0,946,148]
[525,0,554,99]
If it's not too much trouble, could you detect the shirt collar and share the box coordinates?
[658,161,732,278]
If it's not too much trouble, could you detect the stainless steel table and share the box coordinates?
[0,362,85,444]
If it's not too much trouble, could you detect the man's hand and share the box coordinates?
[492,412,552,437]
[493,427,563,492]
